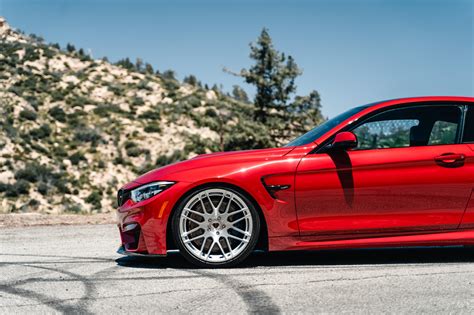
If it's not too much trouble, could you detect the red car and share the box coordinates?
[117,96,474,267]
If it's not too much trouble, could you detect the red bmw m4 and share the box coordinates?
[117,96,474,267]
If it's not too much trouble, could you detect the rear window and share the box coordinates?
[463,107,474,143]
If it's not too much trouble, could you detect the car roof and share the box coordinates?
[368,96,473,110]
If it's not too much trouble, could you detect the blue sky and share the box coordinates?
[1,0,472,117]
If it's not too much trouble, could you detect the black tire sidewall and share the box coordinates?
[172,186,261,268]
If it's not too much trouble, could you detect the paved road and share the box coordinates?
[1,224,473,314]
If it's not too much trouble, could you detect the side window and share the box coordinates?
[428,121,458,145]
[351,105,461,150]
[354,119,418,150]
[462,107,474,143]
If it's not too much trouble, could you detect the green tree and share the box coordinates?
[66,43,76,53]
[115,57,135,70]
[145,63,154,74]
[184,75,198,87]
[239,28,301,123]
[135,58,143,72]
[162,70,177,80]
[229,28,324,144]
[231,85,249,103]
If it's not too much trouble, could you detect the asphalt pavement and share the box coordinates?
[1,224,473,314]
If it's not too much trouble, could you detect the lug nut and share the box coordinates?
[208,218,212,222]
[217,216,221,220]
[222,224,226,228]
[216,231,220,235]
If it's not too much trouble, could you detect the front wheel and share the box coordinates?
[172,187,260,267]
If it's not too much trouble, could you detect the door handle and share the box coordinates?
[434,153,465,166]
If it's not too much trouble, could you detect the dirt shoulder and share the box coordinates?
[0,213,116,228]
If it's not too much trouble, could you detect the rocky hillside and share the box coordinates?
[0,17,274,214]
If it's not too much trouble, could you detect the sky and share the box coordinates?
[1,0,472,117]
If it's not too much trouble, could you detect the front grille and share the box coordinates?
[117,188,131,206]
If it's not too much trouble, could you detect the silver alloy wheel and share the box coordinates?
[179,188,254,263]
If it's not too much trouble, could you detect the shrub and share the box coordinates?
[85,190,102,208]
[126,146,144,157]
[69,151,86,165]
[93,104,123,117]
[156,150,185,167]
[29,124,51,139]
[64,203,82,214]
[5,180,30,197]
[48,106,66,122]
[124,141,145,157]
[50,89,66,102]
[67,95,91,107]
[131,97,145,106]
[0,182,8,192]
[28,199,40,207]
[38,182,48,195]
[124,141,138,149]
[74,128,101,143]
[138,110,161,120]
[19,109,37,121]
[14,163,53,183]
[53,178,70,194]
[144,124,161,133]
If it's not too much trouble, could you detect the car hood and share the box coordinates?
[131,147,294,185]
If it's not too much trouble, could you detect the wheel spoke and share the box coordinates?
[199,195,208,213]
[182,215,202,225]
[224,237,234,257]
[181,226,202,237]
[227,234,249,243]
[184,234,205,244]
[228,207,248,216]
[184,208,205,217]
[224,195,233,214]
[200,237,208,252]
[230,213,250,225]
[206,192,215,210]
[216,239,227,260]
[230,226,251,236]
[215,195,225,213]
[205,241,215,260]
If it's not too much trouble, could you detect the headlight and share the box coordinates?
[130,181,175,203]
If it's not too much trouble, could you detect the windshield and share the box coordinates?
[285,104,372,147]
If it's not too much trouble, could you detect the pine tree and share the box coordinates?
[145,63,154,74]
[184,75,198,86]
[66,43,76,53]
[240,28,301,123]
[231,85,249,103]
[228,28,325,144]
[135,58,143,72]
[115,58,135,70]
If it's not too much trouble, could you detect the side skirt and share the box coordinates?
[268,229,474,252]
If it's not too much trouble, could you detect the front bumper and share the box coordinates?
[116,181,191,255]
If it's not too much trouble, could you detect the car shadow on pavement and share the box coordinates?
[115,246,474,269]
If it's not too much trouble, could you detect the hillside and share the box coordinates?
[0,17,277,214]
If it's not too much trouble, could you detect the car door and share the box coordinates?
[295,104,473,237]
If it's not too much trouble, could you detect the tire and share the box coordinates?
[172,186,260,267]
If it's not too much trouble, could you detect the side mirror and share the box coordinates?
[331,132,358,150]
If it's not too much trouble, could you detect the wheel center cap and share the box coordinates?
[212,222,220,229]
